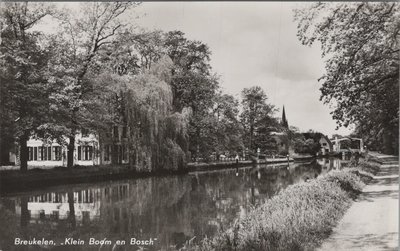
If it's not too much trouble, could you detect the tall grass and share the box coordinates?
[185,169,366,251]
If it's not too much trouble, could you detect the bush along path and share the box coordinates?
[317,155,399,251]
[183,161,380,251]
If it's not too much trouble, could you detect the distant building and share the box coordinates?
[19,133,100,168]
[270,105,293,155]
[99,125,130,165]
[330,136,364,153]
[319,135,333,155]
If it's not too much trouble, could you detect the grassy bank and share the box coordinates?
[186,164,376,251]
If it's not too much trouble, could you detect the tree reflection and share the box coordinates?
[20,196,29,228]
[67,192,76,229]
[0,160,326,250]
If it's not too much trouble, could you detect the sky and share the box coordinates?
[132,2,352,137]
[42,2,353,137]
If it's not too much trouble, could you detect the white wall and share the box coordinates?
[25,133,100,167]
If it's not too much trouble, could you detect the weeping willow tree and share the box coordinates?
[95,57,191,171]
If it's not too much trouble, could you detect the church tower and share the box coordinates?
[281,105,289,129]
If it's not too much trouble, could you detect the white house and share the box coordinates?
[319,135,333,155]
[9,125,131,169]
[20,133,100,168]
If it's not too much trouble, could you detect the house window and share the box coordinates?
[83,146,93,160]
[43,146,48,160]
[33,147,37,160]
[54,146,62,161]
[79,146,93,161]
[122,145,127,161]
[322,143,327,146]
[39,146,52,161]
[28,147,33,161]
[104,145,111,161]
[84,146,88,160]
[48,146,52,160]
[113,126,119,139]
[117,145,122,163]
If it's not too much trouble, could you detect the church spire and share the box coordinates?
[281,105,288,128]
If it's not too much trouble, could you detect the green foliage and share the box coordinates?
[294,2,399,154]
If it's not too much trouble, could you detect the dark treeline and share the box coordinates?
[0,2,292,172]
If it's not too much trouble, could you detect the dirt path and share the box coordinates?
[317,157,398,251]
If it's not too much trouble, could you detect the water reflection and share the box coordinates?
[317,156,350,172]
[0,161,324,251]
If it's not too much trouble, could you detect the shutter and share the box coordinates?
[89,146,93,160]
[78,146,81,160]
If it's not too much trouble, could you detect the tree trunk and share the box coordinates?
[20,196,29,227]
[19,133,29,172]
[250,125,254,152]
[67,135,75,168]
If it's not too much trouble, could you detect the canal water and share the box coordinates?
[0,159,343,251]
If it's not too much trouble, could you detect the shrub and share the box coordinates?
[357,160,380,175]
[322,170,364,197]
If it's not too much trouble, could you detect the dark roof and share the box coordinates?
[320,135,333,149]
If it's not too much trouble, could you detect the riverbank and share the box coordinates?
[0,158,296,193]
[188,157,293,172]
[185,160,378,251]
[317,155,399,250]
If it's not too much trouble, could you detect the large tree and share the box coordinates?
[49,2,137,167]
[295,2,399,154]
[240,86,278,153]
[92,57,191,171]
[90,29,220,160]
[0,2,54,170]
[163,31,220,159]
[213,93,244,155]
